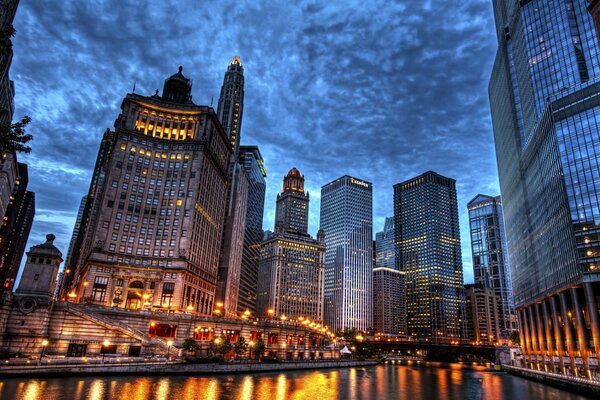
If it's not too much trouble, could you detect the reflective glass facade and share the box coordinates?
[490,0,600,378]
[467,195,517,338]
[394,171,465,340]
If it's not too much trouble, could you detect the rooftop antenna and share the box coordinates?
[211,96,213,107]
[132,80,136,93]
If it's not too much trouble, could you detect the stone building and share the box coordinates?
[465,284,501,345]
[63,67,232,316]
[256,169,325,322]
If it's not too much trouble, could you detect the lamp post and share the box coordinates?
[249,340,254,361]
[39,339,48,364]
[167,340,174,360]
[102,339,110,363]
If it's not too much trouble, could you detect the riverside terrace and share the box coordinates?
[0,300,337,361]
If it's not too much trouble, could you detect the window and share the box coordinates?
[161,282,175,306]
[92,276,109,302]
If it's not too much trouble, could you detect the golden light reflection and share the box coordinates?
[88,380,105,400]
[155,378,171,400]
[276,374,287,400]
[22,380,41,400]
[238,376,254,400]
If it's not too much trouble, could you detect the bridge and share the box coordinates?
[370,340,502,363]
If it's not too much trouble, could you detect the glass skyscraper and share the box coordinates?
[237,146,266,315]
[321,176,373,332]
[467,195,517,339]
[394,171,465,340]
[490,0,600,378]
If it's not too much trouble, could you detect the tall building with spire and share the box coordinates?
[63,66,232,315]
[275,168,309,233]
[257,168,324,322]
[321,175,373,332]
[215,56,248,317]
[394,171,465,340]
[490,0,600,378]
[217,56,244,157]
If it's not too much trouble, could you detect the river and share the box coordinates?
[0,364,593,400]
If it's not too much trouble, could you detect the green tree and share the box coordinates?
[182,338,200,353]
[509,331,520,346]
[0,115,32,154]
[210,335,232,357]
[252,337,266,359]
[0,25,15,55]
[234,337,248,357]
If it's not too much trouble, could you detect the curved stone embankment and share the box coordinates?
[0,359,378,378]
[503,365,600,397]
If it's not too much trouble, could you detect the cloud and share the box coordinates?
[11,0,499,285]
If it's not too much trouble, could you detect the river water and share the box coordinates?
[0,364,593,400]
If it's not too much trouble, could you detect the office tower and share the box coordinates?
[394,171,465,340]
[467,195,517,339]
[64,195,87,272]
[0,162,34,294]
[237,145,266,315]
[215,56,248,317]
[64,67,232,315]
[275,168,309,233]
[321,175,373,332]
[464,284,501,345]
[373,217,405,336]
[490,0,600,378]
[217,56,244,156]
[256,168,325,322]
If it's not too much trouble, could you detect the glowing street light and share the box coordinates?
[167,340,174,360]
[267,308,275,319]
[102,339,110,363]
[39,339,49,364]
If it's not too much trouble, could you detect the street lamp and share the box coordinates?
[267,308,275,319]
[39,339,49,364]
[102,339,110,363]
[167,340,174,360]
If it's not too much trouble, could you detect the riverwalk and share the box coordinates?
[503,364,600,397]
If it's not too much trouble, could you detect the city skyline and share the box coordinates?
[10,1,500,285]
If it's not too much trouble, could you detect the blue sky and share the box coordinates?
[11,0,500,284]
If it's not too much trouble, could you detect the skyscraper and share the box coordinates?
[394,171,465,340]
[64,195,87,272]
[275,168,309,233]
[237,145,266,315]
[464,284,501,345]
[490,0,600,378]
[373,217,405,336]
[256,168,324,322]
[467,194,517,339]
[0,162,34,294]
[65,66,232,315]
[215,56,248,317]
[321,175,373,332]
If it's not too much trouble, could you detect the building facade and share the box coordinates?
[275,168,309,233]
[65,67,232,316]
[467,194,517,338]
[237,145,266,315]
[215,56,248,317]
[489,0,600,378]
[590,1,600,43]
[0,162,33,295]
[64,195,87,273]
[256,169,325,322]
[321,175,373,332]
[394,171,465,340]
[465,284,501,345]
[373,217,405,336]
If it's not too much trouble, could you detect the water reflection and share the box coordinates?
[0,365,594,400]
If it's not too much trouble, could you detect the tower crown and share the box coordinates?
[162,66,192,103]
[283,168,304,192]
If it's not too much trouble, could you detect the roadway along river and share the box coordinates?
[0,364,594,400]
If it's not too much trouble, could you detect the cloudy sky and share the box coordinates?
[11,0,500,284]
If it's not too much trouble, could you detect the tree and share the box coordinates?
[0,24,15,55]
[252,337,266,359]
[210,335,232,357]
[182,338,200,353]
[509,331,520,346]
[0,115,32,154]
[234,337,248,357]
